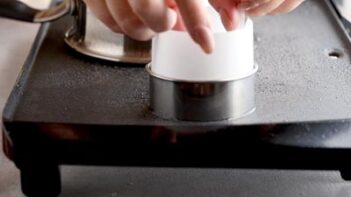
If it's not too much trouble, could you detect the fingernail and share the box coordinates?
[192,26,215,54]
[237,1,259,10]
[220,9,235,31]
[237,10,248,29]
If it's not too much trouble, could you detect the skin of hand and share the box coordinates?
[83,0,305,54]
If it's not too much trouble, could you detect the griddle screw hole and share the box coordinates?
[325,48,344,59]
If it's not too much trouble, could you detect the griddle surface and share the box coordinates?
[3,0,351,149]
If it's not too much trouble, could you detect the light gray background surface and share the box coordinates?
[1,0,351,197]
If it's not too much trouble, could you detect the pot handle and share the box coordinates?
[0,0,73,23]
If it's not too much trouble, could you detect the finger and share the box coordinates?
[105,0,155,41]
[269,0,305,15]
[209,0,220,12]
[246,0,285,16]
[164,0,186,31]
[83,0,121,32]
[128,0,177,32]
[171,6,187,31]
[209,0,240,31]
[175,0,215,53]
[237,1,259,10]
[209,0,236,11]
[219,8,241,31]
[237,0,272,10]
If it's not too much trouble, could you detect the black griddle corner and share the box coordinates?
[3,1,351,196]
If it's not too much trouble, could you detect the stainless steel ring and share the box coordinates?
[64,1,151,64]
[147,64,258,121]
[0,0,151,64]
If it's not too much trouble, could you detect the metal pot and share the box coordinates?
[0,0,151,63]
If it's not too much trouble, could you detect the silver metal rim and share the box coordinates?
[64,34,151,64]
[224,107,256,122]
[150,107,256,122]
[146,63,258,83]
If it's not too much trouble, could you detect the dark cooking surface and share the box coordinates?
[5,0,351,125]
[3,0,351,151]
[3,2,351,197]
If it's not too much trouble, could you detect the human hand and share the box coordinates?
[83,0,304,54]
[83,0,218,53]
[235,0,305,16]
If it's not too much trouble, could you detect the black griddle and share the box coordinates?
[3,1,351,197]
